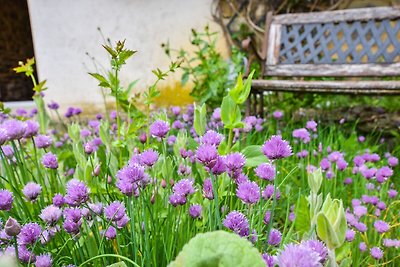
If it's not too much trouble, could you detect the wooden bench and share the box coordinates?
[247,6,400,116]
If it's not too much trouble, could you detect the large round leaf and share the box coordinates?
[168,231,265,267]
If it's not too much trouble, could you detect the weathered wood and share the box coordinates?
[265,63,400,77]
[266,24,281,65]
[272,6,400,24]
[252,80,400,95]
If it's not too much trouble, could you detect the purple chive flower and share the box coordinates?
[24,120,39,138]
[18,245,36,263]
[84,142,93,154]
[139,132,147,144]
[173,179,195,196]
[261,135,292,160]
[262,253,274,267]
[172,120,184,130]
[170,106,181,116]
[272,110,283,120]
[225,152,245,173]
[254,163,276,181]
[236,181,260,204]
[52,194,64,207]
[39,205,62,225]
[0,189,13,211]
[336,158,348,171]
[292,128,310,143]
[34,135,53,149]
[319,158,331,171]
[169,194,187,207]
[383,239,400,248]
[5,217,21,237]
[262,185,281,200]
[388,156,398,167]
[1,145,14,157]
[2,119,26,140]
[359,242,367,252]
[149,120,170,138]
[373,220,390,233]
[354,205,367,217]
[140,149,159,167]
[268,229,282,246]
[276,244,321,267]
[375,166,393,183]
[353,155,365,167]
[343,177,353,185]
[358,136,365,142]
[370,247,383,260]
[64,179,89,206]
[263,210,271,225]
[306,120,318,132]
[105,201,126,222]
[88,202,103,215]
[203,178,214,200]
[167,135,176,145]
[223,211,250,237]
[355,222,368,232]
[0,128,7,145]
[201,130,224,146]
[42,152,58,169]
[47,101,59,110]
[296,150,308,158]
[18,223,42,245]
[302,240,328,263]
[360,166,376,180]
[23,182,42,201]
[388,189,398,198]
[35,253,52,267]
[105,226,117,240]
[196,144,218,169]
[376,201,386,210]
[345,229,356,241]
[211,156,226,175]
[189,204,202,219]
[73,108,82,115]
[116,164,145,183]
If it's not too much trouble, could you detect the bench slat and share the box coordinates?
[252,80,400,95]
[265,63,400,77]
[272,6,400,25]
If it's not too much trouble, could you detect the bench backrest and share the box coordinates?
[263,6,400,77]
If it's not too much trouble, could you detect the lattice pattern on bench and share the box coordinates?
[279,19,400,64]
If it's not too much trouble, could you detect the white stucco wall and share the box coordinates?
[27,0,226,114]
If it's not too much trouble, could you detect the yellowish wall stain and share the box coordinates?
[154,81,195,107]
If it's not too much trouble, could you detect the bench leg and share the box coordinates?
[259,91,264,118]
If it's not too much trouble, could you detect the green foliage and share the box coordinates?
[241,145,268,167]
[163,26,245,108]
[13,58,49,133]
[316,194,347,250]
[168,231,265,267]
[193,103,207,136]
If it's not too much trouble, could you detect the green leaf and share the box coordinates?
[316,212,339,250]
[241,145,268,167]
[103,44,117,58]
[307,168,323,194]
[168,231,265,267]
[229,70,255,104]
[89,73,110,88]
[33,80,47,92]
[294,195,311,238]
[107,262,128,267]
[181,72,189,85]
[220,95,241,130]
[193,103,207,136]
